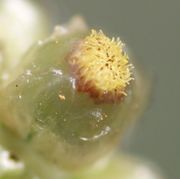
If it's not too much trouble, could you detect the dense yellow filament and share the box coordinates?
[69,30,133,102]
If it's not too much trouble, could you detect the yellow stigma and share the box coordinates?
[69,29,133,103]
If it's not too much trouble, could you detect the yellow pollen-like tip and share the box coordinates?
[68,29,133,103]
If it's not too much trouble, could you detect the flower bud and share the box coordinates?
[0,0,48,85]
[0,17,148,170]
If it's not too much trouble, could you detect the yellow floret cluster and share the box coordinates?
[69,30,134,102]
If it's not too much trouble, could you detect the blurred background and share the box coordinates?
[35,0,179,178]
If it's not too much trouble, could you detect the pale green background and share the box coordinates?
[36,0,179,178]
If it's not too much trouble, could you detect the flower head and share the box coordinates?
[69,30,133,103]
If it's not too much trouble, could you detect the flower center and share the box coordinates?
[68,30,133,103]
